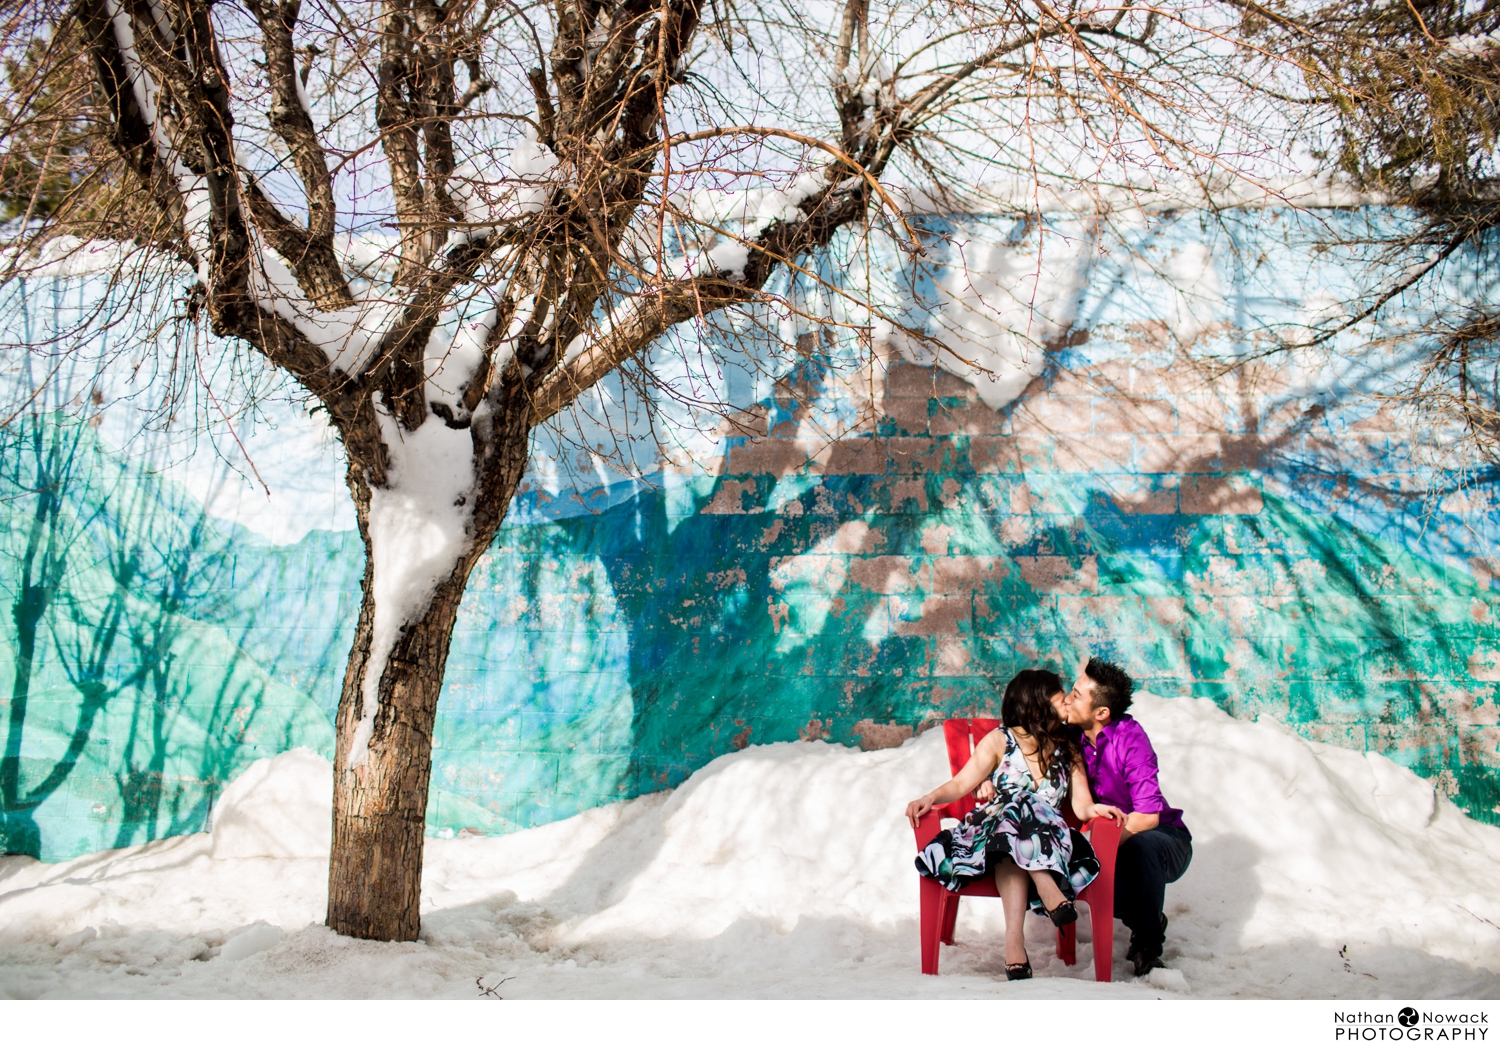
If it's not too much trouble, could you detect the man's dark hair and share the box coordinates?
[1084,657,1133,721]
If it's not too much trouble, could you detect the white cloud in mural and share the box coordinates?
[167,406,355,546]
[889,229,1094,412]
[0,278,357,546]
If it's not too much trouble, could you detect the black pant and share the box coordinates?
[1114,824,1192,958]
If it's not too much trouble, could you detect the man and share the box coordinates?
[1060,657,1192,977]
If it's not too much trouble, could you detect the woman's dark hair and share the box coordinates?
[1000,668,1076,774]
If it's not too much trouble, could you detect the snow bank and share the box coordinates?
[1143,696,1500,971]
[2,696,1498,998]
[210,749,332,860]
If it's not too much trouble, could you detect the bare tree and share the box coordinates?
[1237,0,1500,468]
[1,0,1285,939]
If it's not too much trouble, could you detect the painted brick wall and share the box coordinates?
[4,210,1499,861]
[468,335,1498,828]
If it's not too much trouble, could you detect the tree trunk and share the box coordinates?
[326,386,532,941]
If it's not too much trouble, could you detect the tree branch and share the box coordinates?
[528,275,751,424]
[243,0,352,309]
[243,178,353,312]
[529,176,871,424]
[366,233,498,428]
[72,0,195,266]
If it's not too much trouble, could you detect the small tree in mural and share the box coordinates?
[0,365,95,857]
[1,0,1303,938]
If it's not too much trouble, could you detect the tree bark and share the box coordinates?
[326,380,532,940]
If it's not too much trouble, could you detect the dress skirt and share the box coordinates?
[915,793,1100,913]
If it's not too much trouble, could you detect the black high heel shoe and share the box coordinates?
[1005,958,1033,981]
[1046,900,1077,928]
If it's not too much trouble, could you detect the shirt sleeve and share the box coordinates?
[1119,726,1168,815]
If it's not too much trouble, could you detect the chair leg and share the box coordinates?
[939,892,961,945]
[920,877,946,975]
[1056,916,1077,966]
[1089,884,1114,983]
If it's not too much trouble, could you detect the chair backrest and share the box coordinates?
[944,716,1088,829]
[942,717,1001,819]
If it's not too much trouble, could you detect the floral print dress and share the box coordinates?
[915,728,1100,912]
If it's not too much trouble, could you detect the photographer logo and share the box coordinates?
[1334,1009,1488,1042]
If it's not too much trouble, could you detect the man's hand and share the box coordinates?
[974,780,996,803]
[905,796,934,829]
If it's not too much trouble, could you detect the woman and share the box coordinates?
[905,668,1125,980]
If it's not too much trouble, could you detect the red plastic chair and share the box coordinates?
[913,718,1120,981]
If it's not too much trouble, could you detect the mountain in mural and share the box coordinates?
[0,413,336,859]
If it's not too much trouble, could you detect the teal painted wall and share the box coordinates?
[3,208,1498,859]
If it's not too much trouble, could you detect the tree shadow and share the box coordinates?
[1,405,333,860]
[510,277,1500,848]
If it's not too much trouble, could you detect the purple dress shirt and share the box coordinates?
[1082,714,1189,836]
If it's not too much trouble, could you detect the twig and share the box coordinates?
[477,975,516,998]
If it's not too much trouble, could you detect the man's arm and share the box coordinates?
[1121,811,1159,842]
[1117,727,1168,842]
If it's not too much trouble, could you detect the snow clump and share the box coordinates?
[449,130,560,235]
[210,748,333,860]
[350,400,477,768]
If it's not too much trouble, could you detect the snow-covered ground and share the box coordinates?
[2,695,1498,999]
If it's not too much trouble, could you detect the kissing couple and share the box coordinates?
[905,659,1193,979]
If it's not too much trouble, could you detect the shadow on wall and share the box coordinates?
[8,331,1499,861]
[0,411,333,861]
[511,346,1500,822]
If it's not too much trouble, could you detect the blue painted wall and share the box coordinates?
[3,208,1497,860]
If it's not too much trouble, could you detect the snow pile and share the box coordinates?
[218,923,284,963]
[1145,696,1500,968]
[681,174,828,232]
[672,174,827,280]
[1444,30,1500,56]
[449,131,560,234]
[249,248,403,375]
[423,305,496,412]
[2,695,1499,998]
[210,749,332,860]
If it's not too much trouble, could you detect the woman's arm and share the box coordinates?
[904,731,1003,828]
[1069,760,1126,824]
